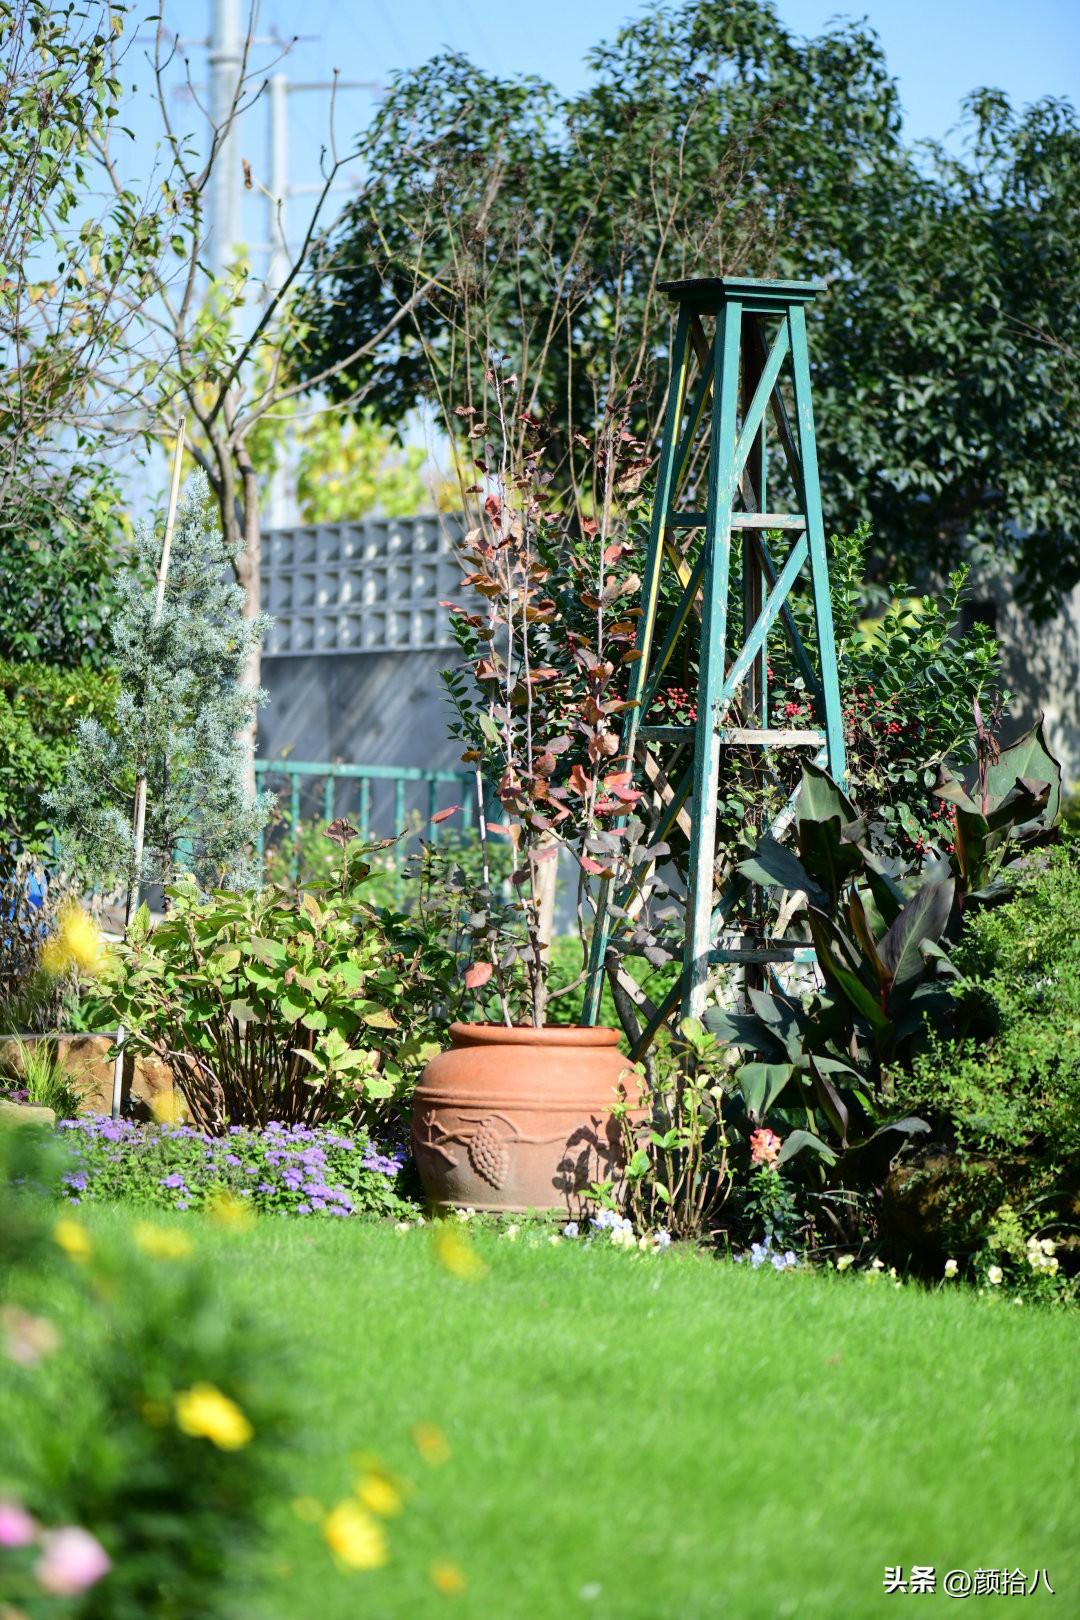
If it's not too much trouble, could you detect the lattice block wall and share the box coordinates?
[263,515,467,656]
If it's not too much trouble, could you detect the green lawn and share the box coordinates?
[68,1210,1080,1618]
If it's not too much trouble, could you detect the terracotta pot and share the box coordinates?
[411,1022,641,1214]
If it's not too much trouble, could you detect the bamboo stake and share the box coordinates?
[110,417,187,1120]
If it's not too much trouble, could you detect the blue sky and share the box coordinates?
[125,0,1080,277]
[265,0,1080,144]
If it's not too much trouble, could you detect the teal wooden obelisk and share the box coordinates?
[584,277,846,1054]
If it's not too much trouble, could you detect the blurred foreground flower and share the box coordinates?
[0,1501,35,1547]
[175,1383,253,1450]
[412,1423,451,1466]
[433,1226,488,1282]
[207,1189,255,1230]
[34,1527,111,1595]
[133,1222,193,1260]
[430,1560,467,1595]
[323,1500,388,1571]
[39,905,105,978]
[53,1217,92,1262]
[1,1305,60,1367]
[356,1472,403,1518]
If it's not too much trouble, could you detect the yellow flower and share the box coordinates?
[835,1254,855,1272]
[433,1227,488,1282]
[133,1222,193,1260]
[174,1383,253,1450]
[356,1473,403,1518]
[430,1560,467,1595]
[207,1191,254,1230]
[411,1422,451,1466]
[53,1218,92,1262]
[40,905,104,978]
[323,1500,388,1571]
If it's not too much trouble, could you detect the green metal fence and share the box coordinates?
[254,760,475,880]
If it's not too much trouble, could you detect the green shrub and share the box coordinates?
[88,859,454,1135]
[0,1129,292,1618]
[0,660,117,850]
[772,527,1003,861]
[898,841,1080,1230]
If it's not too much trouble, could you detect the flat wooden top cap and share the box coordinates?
[658,275,824,309]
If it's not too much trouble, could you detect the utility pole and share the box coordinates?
[207,0,245,281]
[267,71,289,296]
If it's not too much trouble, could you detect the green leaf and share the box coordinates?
[878,878,954,992]
[735,1060,793,1121]
[737,836,827,908]
[806,912,891,1033]
[985,717,1061,824]
[777,1128,837,1167]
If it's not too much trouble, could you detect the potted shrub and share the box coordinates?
[411,376,665,1212]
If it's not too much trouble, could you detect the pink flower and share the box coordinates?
[749,1128,782,1167]
[0,1500,36,1547]
[33,1528,111,1595]
[2,1304,60,1368]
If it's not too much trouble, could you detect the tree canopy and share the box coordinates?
[298,0,1080,615]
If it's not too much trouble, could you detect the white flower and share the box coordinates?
[394,1221,411,1234]
[610,1226,637,1249]
[987,1264,1004,1285]
[943,1258,958,1279]
[503,1224,519,1242]
[870,1257,885,1272]
[1040,1238,1057,1257]
[835,1254,855,1272]
[548,1234,561,1246]
[454,1207,475,1222]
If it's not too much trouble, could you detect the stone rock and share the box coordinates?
[0,1097,55,1128]
[0,1033,181,1119]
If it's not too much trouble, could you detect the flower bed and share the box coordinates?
[56,1117,415,1221]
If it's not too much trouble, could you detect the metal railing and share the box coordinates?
[254,760,475,879]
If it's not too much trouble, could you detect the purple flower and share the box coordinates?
[296,1203,311,1215]
[161,1173,186,1190]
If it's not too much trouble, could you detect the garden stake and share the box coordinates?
[110,416,187,1119]
[582,278,845,1054]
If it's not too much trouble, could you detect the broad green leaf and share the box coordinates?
[878,878,954,992]
[735,1060,793,1121]
[777,1128,837,1166]
[806,911,891,1034]
[737,836,827,909]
